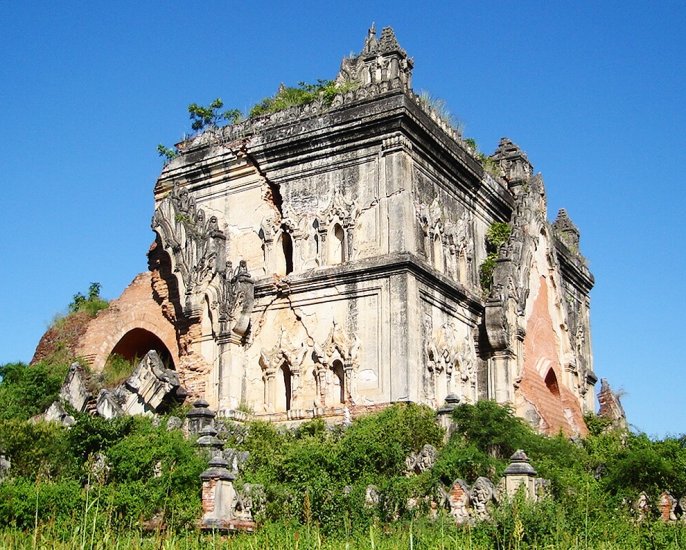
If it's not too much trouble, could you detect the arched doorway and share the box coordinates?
[108,328,175,370]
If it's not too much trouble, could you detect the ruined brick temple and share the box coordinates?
[60,27,597,435]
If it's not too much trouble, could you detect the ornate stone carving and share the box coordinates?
[424,321,477,405]
[447,479,472,525]
[208,260,255,343]
[259,329,307,412]
[233,483,265,522]
[336,24,413,92]
[484,169,546,353]
[415,197,473,284]
[153,183,254,341]
[553,208,580,252]
[660,491,678,522]
[634,491,650,522]
[365,485,380,507]
[153,183,226,319]
[490,137,533,189]
[405,444,438,475]
[0,454,11,482]
[313,321,360,407]
[470,477,497,520]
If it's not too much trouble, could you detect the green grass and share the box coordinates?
[2,515,686,549]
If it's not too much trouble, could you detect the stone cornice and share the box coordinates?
[253,252,485,317]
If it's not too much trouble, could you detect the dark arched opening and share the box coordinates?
[544,368,560,398]
[279,364,292,411]
[109,328,175,370]
[281,232,294,275]
[332,360,345,404]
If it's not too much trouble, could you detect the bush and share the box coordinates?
[68,282,108,317]
[249,80,357,118]
[0,362,70,421]
[0,419,76,479]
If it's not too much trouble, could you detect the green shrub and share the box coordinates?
[0,419,75,479]
[99,354,136,388]
[67,414,135,467]
[68,282,108,317]
[0,478,83,531]
[479,222,511,291]
[0,361,70,421]
[333,404,442,482]
[249,80,357,118]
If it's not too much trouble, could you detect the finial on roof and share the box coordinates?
[490,137,533,189]
[363,23,378,54]
[338,25,413,91]
[553,208,581,251]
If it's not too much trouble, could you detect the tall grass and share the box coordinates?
[3,516,686,550]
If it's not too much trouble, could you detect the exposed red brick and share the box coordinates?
[75,272,180,372]
[518,276,586,436]
[31,310,93,365]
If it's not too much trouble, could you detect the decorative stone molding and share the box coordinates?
[490,137,533,190]
[207,260,255,344]
[259,329,307,412]
[316,187,359,265]
[336,24,413,92]
[312,321,361,407]
[415,198,473,284]
[553,208,580,253]
[405,444,438,475]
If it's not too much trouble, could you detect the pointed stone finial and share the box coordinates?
[597,378,627,430]
[553,208,581,252]
[490,137,533,191]
[196,424,224,455]
[378,27,401,52]
[338,25,413,90]
[200,454,235,481]
[363,23,378,53]
[187,399,216,435]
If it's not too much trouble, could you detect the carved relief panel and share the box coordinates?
[423,318,477,406]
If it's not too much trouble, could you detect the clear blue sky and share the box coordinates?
[1,1,684,437]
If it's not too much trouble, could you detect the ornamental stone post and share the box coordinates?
[503,449,537,501]
[187,399,216,435]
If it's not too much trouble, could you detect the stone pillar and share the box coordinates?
[503,450,537,501]
[196,425,224,459]
[489,352,515,403]
[219,343,245,411]
[200,456,237,531]
[437,394,460,440]
[187,399,216,435]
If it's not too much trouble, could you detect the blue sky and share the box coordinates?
[1,1,684,436]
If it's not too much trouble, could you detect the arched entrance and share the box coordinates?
[108,328,175,369]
